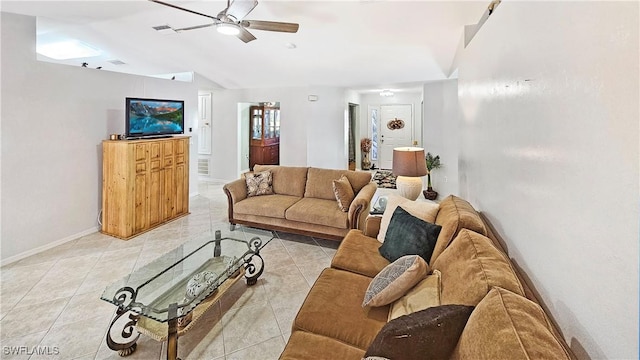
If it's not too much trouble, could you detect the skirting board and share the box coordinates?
[1,192,207,266]
[0,226,100,267]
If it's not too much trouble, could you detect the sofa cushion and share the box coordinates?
[451,287,572,360]
[254,165,309,197]
[233,194,300,219]
[331,230,391,278]
[389,269,441,321]
[332,175,355,212]
[379,207,441,263]
[280,331,365,360]
[363,255,429,307]
[433,229,525,306]
[377,195,440,242]
[431,195,488,266]
[365,305,474,360]
[304,168,372,200]
[293,268,389,350]
[285,197,349,229]
[245,170,274,197]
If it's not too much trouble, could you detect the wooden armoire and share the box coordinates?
[249,105,280,170]
[101,137,190,239]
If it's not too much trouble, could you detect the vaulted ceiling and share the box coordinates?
[1,1,489,91]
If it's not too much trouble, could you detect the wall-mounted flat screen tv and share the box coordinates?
[125,97,184,138]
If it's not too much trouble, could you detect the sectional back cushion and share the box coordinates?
[304,168,372,200]
[254,165,309,197]
[433,229,525,306]
[451,287,572,360]
[430,195,487,266]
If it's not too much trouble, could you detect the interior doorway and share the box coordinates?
[348,103,358,170]
[379,104,413,169]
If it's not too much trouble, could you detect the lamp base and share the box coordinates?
[396,176,422,201]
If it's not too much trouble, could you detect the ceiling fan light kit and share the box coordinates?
[217,23,240,36]
[149,0,299,43]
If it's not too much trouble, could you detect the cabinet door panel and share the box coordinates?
[149,168,162,227]
[175,163,186,215]
[163,167,175,220]
[134,172,147,232]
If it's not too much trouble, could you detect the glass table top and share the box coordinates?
[101,225,275,322]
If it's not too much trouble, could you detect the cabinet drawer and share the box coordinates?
[150,143,161,159]
[176,155,185,164]
[136,162,146,173]
[135,144,147,161]
[164,141,174,156]
[151,160,161,170]
[164,158,173,167]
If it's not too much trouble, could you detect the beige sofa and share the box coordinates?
[223,165,377,240]
[280,195,575,359]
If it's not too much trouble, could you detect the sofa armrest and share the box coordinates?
[223,179,247,224]
[348,182,377,230]
[364,216,382,238]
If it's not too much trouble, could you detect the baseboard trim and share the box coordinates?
[1,226,100,267]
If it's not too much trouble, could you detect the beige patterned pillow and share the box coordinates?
[363,255,429,307]
[332,175,355,212]
[245,170,274,197]
[388,269,441,321]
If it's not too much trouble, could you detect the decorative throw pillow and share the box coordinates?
[332,175,355,212]
[245,170,274,197]
[365,305,475,360]
[378,207,442,263]
[362,255,429,307]
[388,269,441,321]
[377,195,439,243]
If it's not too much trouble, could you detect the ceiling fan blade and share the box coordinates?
[242,20,299,33]
[174,23,217,32]
[149,0,218,21]
[225,0,258,21]
[236,27,257,43]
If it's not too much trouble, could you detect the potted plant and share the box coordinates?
[423,152,442,200]
[360,138,372,170]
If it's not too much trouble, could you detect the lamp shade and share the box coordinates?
[392,147,427,177]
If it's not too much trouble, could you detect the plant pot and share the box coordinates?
[423,188,438,200]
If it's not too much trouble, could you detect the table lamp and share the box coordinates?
[392,147,428,200]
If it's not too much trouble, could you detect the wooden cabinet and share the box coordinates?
[102,137,190,239]
[249,105,280,170]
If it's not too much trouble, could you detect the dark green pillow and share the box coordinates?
[379,206,441,263]
[365,304,474,360]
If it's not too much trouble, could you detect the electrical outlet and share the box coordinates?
[444,176,448,183]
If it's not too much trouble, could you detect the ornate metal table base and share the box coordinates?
[106,287,141,357]
[105,236,268,360]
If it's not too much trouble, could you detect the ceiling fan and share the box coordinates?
[149,0,299,43]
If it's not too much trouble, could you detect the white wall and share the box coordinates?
[209,87,349,181]
[423,80,459,198]
[458,2,638,359]
[0,12,216,262]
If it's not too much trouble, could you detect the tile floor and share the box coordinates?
[0,181,340,360]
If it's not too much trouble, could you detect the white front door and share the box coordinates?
[379,104,413,169]
[198,93,212,155]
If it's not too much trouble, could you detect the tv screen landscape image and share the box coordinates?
[126,97,184,137]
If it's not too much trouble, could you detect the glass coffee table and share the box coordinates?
[101,225,275,360]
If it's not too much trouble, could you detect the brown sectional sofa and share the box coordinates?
[280,195,575,359]
[223,165,377,240]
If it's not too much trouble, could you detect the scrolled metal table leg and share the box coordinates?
[106,307,140,357]
[244,253,265,286]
